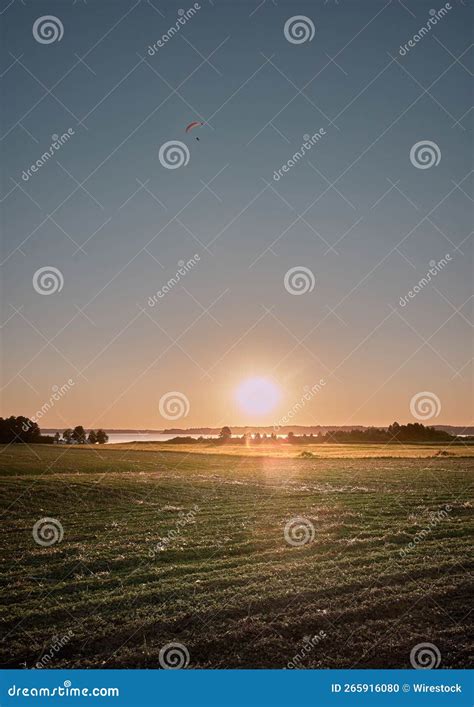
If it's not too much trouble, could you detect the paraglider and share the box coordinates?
[185,121,203,140]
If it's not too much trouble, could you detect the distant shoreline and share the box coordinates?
[41,424,474,436]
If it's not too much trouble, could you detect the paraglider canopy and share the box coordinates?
[185,121,204,140]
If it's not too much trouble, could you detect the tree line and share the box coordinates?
[167,423,455,445]
[285,422,454,444]
[0,417,108,444]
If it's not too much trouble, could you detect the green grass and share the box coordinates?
[1,444,472,669]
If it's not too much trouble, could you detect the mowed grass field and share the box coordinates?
[110,440,474,458]
[1,444,472,669]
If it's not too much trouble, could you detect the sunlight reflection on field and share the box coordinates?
[109,442,474,459]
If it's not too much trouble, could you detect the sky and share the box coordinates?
[0,0,472,430]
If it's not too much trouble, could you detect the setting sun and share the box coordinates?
[1,0,471,685]
[234,377,281,416]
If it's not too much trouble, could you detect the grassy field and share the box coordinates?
[112,440,474,458]
[1,444,472,669]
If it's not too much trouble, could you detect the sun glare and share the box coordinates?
[235,377,281,416]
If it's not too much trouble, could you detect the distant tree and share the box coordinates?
[96,429,109,444]
[62,428,73,444]
[388,421,401,439]
[53,432,61,444]
[287,431,295,443]
[254,432,261,444]
[71,425,87,444]
[87,430,98,444]
[219,426,232,442]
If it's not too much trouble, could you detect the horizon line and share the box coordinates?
[39,422,474,431]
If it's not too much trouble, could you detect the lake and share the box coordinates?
[106,433,216,444]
